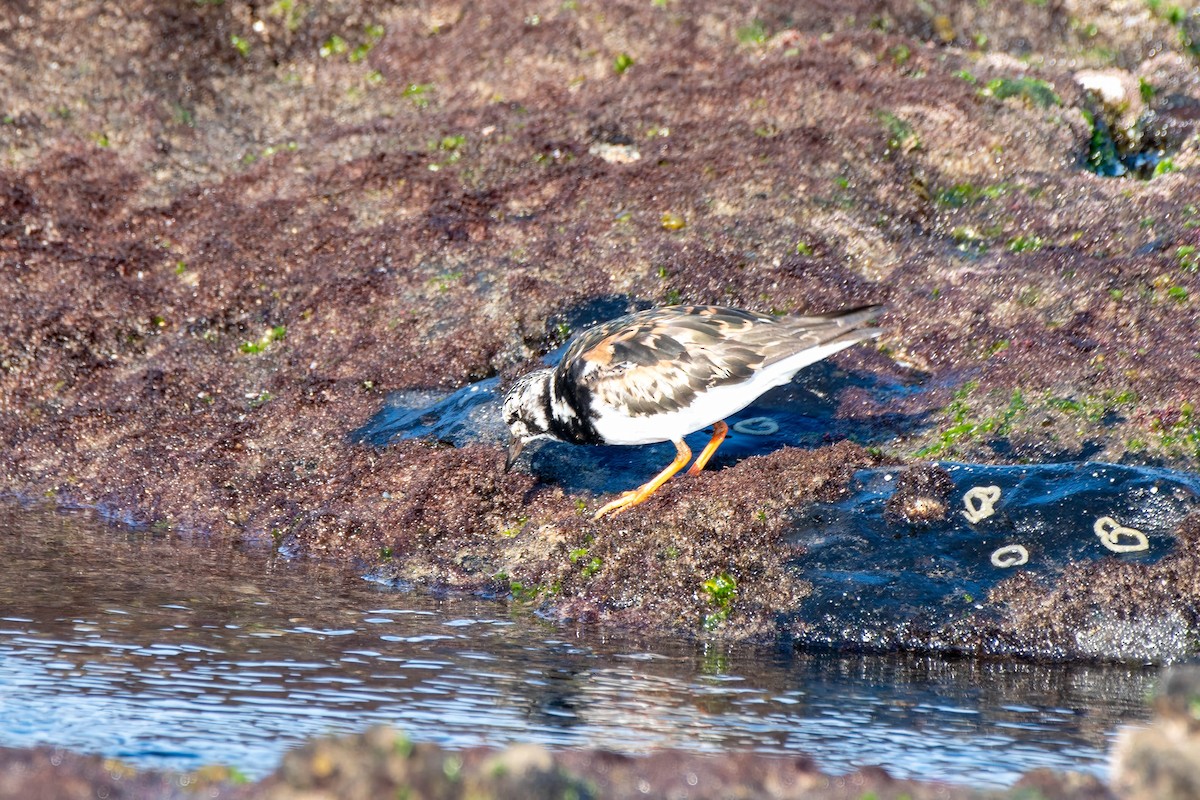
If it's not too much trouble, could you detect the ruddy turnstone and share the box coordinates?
[503,304,883,518]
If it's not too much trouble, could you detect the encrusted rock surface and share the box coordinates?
[4,1,1200,793]
[3,0,1200,653]
[0,725,1118,800]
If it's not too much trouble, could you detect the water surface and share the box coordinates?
[0,502,1154,786]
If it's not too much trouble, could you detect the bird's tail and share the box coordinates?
[786,303,884,346]
[747,304,884,372]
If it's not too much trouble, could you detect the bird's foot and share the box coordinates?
[593,438,693,520]
[592,490,642,520]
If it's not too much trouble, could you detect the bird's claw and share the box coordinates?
[593,491,641,520]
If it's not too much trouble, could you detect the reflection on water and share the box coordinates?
[0,502,1154,785]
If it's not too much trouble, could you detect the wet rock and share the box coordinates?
[256,727,592,800]
[0,746,188,800]
[1,0,1200,655]
[788,463,1200,660]
[1111,666,1200,800]
[883,461,955,525]
[1011,768,1117,800]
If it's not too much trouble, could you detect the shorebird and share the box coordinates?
[503,304,882,518]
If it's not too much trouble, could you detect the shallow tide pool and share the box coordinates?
[0,502,1155,786]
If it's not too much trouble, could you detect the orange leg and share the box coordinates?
[686,420,728,476]
[594,439,692,519]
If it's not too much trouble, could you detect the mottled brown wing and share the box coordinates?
[557,304,882,416]
[557,306,782,416]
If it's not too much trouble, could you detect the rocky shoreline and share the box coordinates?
[3,0,1200,794]
[0,728,1128,800]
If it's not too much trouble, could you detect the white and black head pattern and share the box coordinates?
[502,369,554,442]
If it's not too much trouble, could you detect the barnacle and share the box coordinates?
[899,495,948,522]
[1093,516,1149,553]
[962,485,1001,523]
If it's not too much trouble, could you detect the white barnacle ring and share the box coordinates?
[990,544,1029,568]
[962,485,1001,524]
[1093,516,1149,553]
[732,417,779,436]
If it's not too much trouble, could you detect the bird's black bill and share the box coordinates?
[504,437,525,472]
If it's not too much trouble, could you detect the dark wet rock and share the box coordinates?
[989,508,1200,663]
[788,462,1200,660]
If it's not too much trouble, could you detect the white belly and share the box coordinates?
[588,339,859,445]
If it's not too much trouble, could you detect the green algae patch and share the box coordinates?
[915,384,1028,460]
[876,111,921,156]
[700,572,738,630]
[978,76,1061,108]
[239,325,288,354]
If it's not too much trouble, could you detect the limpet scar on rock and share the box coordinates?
[732,417,779,436]
[1094,516,1149,553]
[990,544,1029,568]
[962,485,1001,523]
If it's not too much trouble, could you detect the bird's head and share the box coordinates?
[501,369,555,470]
